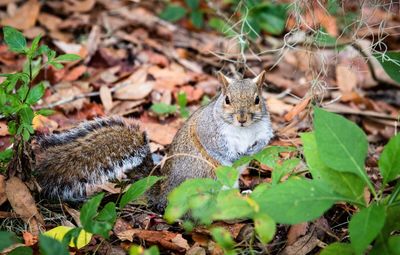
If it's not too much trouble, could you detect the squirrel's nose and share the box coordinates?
[237,112,247,124]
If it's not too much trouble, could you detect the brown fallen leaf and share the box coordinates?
[63,205,81,226]
[64,65,87,82]
[266,97,293,116]
[114,68,154,100]
[0,121,9,136]
[99,85,113,112]
[0,0,41,30]
[38,12,62,31]
[284,96,311,121]
[116,229,187,253]
[287,222,309,245]
[110,100,145,115]
[5,177,44,235]
[171,234,190,251]
[45,82,89,113]
[0,175,6,206]
[141,122,177,145]
[32,115,59,133]
[336,65,358,94]
[63,0,96,13]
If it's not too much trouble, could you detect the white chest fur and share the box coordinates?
[220,119,272,161]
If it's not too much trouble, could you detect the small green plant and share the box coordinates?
[150,91,190,119]
[0,176,161,254]
[0,26,80,174]
[165,107,400,254]
[160,0,204,28]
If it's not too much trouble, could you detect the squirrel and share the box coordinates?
[33,71,273,210]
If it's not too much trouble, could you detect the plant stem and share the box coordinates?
[388,180,400,205]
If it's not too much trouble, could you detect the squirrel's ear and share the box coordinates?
[217,72,232,94]
[252,70,266,89]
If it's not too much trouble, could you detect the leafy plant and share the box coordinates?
[160,0,204,28]
[150,91,190,118]
[165,107,400,254]
[373,51,400,84]
[0,177,159,253]
[0,26,80,174]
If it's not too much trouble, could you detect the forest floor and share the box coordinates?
[0,0,400,254]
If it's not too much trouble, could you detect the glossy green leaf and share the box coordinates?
[0,149,13,163]
[54,54,81,62]
[254,213,276,244]
[185,0,200,9]
[160,4,186,22]
[39,235,69,255]
[26,82,45,105]
[0,231,20,250]
[216,166,239,188]
[373,51,400,84]
[314,108,371,189]
[18,106,34,126]
[36,109,55,116]
[271,158,300,185]
[251,3,288,35]
[9,246,33,255]
[251,178,341,224]
[28,34,42,58]
[190,10,203,28]
[388,236,400,255]
[349,204,386,255]
[17,83,29,101]
[49,61,64,70]
[119,176,162,209]
[301,132,365,205]
[320,243,354,255]
[80,193,116,238]
[3,26,27,53]
[379,133,400,185]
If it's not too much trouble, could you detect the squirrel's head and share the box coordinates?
[217,71,267,127]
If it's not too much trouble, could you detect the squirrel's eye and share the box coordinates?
[255,95,260,105]
[225,96,230,105]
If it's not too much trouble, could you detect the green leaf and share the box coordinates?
[215,166,239,188]
[177,92,190,118]
[18,106,34,126]
[254,213,276,244]
[9,246,33,255]
[314,107,372,190]
[28,34,42,58]
[26,82,45,105]
[39,235,69,255]
[301,132,365,205]
[8,121,17,135]
[119,176,162,209]
[49,61,64,70]
[36,109,55,116]
[80,193,116,238]
[320,243,355,255]
[160,4,186,22]
[271,158,300,185]
[232,155,253,168]
[349,204,386,255]
[213,189,254,220]
[251,3,288,35]
[0,149,13,163]
[190,10,203,28]
[388,236,400,255]
[165,178,221,223]
[129,245,160,255]
[208,18,234,36]
[211,227,235,251]
[185,0,200,9]
[253,146,295,167]
[0,231,20,250]
[54,54,81,62]
[373,51,400,84]
[379,133,400,185]
[251,178,341,224]
[150,103,177,115]
[17,83,29,101]
[3,26,27,53]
